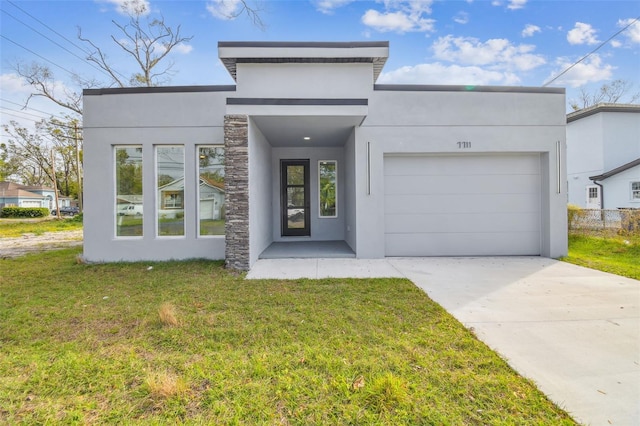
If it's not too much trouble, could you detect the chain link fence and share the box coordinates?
[568,207,640,237]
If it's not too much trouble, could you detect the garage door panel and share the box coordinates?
[384,193,541,214]
[384,154,540,176]
[384,174,540,196]
[384,154,541,256]
[385,212,541,234]
[385,232,541,257]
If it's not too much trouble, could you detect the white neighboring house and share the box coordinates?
[567,103,640,210]
[83,41,568,269]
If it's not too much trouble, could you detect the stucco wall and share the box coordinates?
[602,166,640,209]
[83,90,229,262]
[270,147,346,243]
[248,119,273,266]
[355,88,567,259]
[235,63,373,99]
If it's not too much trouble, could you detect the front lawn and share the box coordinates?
[562,234,640,280]
[0,248,574,424]
[0,216,83,238]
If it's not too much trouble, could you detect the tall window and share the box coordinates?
[157,146,185,236]
[198,146,225,236]
[319,160,337,217]
[632,182,640,200]
[115,146,143,237]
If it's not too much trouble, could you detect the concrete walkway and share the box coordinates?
[246,257,640,426]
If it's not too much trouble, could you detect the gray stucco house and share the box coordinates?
[83,41,568,270]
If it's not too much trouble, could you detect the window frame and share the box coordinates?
[155,145,185,238]
[114,145,143,239]
[197,145,225,238]
[631,181,640,201]
[318,160,338,218]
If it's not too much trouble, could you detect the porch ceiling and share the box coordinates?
[251,115,364,147]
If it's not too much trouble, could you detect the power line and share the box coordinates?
[3,0,130,83]
[0,107,82,130]
[6,0,92,57]
[543,16,640,87]
[1,8,113,79]
[0,98,79,123]
[0,34,81,80]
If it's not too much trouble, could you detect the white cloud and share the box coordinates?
[0,73,31,95]
[172,43,193,54]
[610,40,622,48]
[101,0,150,16]
[618,18,640,44]
[567,22,599,45]
[522,24,541,37]
[377,63,520,85]
[492,0,526,9]
[361,1,436,34]
[507,0,527,10]
[546,54,613,87]
[206,0,241,20]
[432,35,545,71]
[313,0,354,14]
[453,11,469,25]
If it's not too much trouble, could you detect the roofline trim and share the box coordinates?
[226,98,368,106]
[218,41,389,48]
[374,84,565,94]
[567,103,640,123]
[589,158,640,181]
[83,85,236,96]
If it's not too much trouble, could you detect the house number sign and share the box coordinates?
[457,141,472,148]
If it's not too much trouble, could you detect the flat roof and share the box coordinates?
[567,103,640,123]
[218,41,389,82]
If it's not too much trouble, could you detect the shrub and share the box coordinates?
[567,204,585,231]
[0,207,50,218]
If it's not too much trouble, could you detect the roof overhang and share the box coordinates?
[218,41,389,83]
[590,158,640,181]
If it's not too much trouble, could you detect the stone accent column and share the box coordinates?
[224,115,250,271]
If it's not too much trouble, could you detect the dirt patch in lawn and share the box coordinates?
[0,230,83,259]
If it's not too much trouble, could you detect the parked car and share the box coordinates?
[52,206,80,216]
[118,204,143,216]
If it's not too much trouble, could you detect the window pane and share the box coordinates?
[287,165,305,185]
[319,161,337,217]
[115,146,143,237]
[199,146,225,236]
[632,182,640,199]
[157,146,184,236]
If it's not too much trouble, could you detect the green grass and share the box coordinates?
[0,216,83,237]
[562,234,640,280]
[0,248,574,425]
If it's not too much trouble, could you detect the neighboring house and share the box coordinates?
[0,181,71,211]
[83,41,568,269]
[566,103,640,209]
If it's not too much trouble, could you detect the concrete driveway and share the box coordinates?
[247,256,640,426]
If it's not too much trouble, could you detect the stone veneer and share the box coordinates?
[224,115,250,270]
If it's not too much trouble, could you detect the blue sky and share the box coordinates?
[1,0,639,134]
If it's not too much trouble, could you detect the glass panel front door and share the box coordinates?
[281,160,310,236]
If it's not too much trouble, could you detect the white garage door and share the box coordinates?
[384,154,541,256]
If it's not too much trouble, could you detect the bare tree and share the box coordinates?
[78,7,193,87]
[13,0,262,114]
[570,79,640,111]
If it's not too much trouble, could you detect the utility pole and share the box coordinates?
[51,150,60,219]
[74,122,83,212]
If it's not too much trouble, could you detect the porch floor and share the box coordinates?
[259,240,355,259]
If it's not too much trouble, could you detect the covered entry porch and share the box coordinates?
[224,109,365,270]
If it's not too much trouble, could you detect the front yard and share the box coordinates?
[0,248,574,424]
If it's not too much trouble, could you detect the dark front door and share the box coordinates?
[281,159,310,236]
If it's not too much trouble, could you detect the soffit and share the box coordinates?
[218,41,389,83]
[251,115,362,147]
